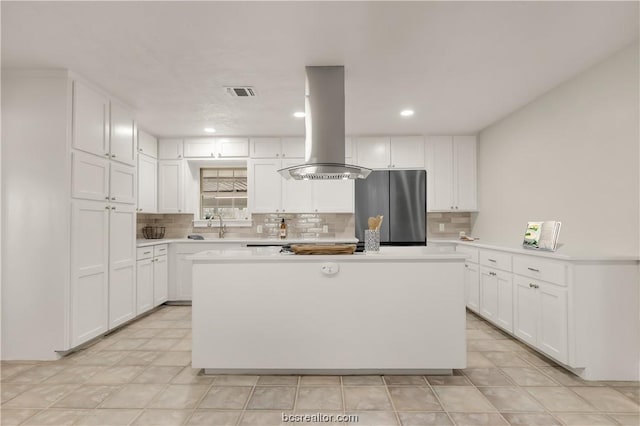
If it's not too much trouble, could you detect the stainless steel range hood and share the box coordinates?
[278,66,371,180]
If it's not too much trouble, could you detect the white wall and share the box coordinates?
[473,43,639,256]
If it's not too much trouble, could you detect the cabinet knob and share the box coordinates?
[105,196,109,200]
[139,148,143,152]
[139,208,143,212]
[464,264,468,268]
[178,209,182,212]
[111,154,116,158]
[111,197,116,201]
[178,154,182,158]
[104,206,109,210]
[455,206,459,209]
[276,153,280,157]
[111,206,116,210]
[282,153,286,157]
[451,206,454,210]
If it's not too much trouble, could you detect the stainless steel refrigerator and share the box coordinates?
[355,170,426,246]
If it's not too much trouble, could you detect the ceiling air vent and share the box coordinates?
[225,87,257,97]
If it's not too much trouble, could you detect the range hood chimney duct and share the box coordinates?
[278,66,371,180]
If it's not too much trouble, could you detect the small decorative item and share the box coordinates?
[364,229,380,253]
[522,221,562,251]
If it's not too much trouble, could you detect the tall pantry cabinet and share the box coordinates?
[2,70,137,360]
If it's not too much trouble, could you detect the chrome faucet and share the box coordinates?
[217,215,227,239]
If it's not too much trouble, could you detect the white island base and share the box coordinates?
[191,247,467,375]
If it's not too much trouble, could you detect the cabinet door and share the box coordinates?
[313,180,354,213]
[480,267,498,323]
[138,130,158,158]
[495,271,514,333]
[153,255,169,306]
[71,151,110,202]
[538,282,568,363]
[184,138,216,158]
[70,200,109,347]
[355,137,391,169]
[248,159,282,213]
[281,137,305,158]
[137,154,157,213]
[390,136,424,168]
[136,258,154,315]
[158,139,183,159]
[250,138,281,158]
[109,102,136,166]
[217,137,249,157]
[464,262,480,314]
[158,160,184,213]
[108,204,136,328]
[428,136,454,211]
[73,81,109,158]
[110,163,136,204]
[513,276,538,347]
[176,254,193,301]
[453,136,477,211]
[281,159,313,213]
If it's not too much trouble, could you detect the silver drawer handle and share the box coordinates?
[143,251,151,255]
[527,267,540,272]
[488,259,497,263]
[529,283,539,289]
[489,272,496,276]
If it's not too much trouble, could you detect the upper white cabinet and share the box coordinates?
[184,137,249,158]
[71,151,110,202]
[109,103,137,166]
[109,162,136,205]
[426,135,477,211]
[138,130,158,158]
[158,160,184,213]
[250,137,305,159]
[73,81,109,158]
[159,139,184,159]
[354,136,424,169]
[137,154,157,213]
[248,159,354,214]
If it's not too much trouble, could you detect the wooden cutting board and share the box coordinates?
[290,244,357,255]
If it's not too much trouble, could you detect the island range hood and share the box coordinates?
[278,66,372,180]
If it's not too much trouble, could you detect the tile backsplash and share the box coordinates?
[137,213,355,240]
[426,212,472,239]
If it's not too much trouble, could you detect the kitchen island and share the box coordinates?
[191,246,468,374]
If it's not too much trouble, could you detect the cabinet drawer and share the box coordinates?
[137,246,154,260]
[153,244,168,257]
[480,249,512,271]
[457,245,479,263]
[513,256,567,286]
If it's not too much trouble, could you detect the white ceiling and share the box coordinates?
[2,1,638,138]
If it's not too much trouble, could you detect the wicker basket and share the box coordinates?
[142,226,165,239]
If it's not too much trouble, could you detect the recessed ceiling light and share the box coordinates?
[293,111,306,118]
[400,110,414,117]
[204,127,216,133]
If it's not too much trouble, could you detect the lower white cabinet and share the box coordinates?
[514,275,568,363]
[108,204,137,329]
[480,266,513,333]
[70,200,110,347]
[464,261,480,314]
[136,245,168,315]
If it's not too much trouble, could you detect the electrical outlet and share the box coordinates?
[322,225,329,233]
[256,225,263,234]
[439,223,445,232]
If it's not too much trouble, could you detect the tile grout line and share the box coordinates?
[423,375,457,426]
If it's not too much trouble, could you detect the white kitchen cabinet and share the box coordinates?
[281,159,314,213]
[109,162,136,204]
[184,137,249,158]
[312,179,354,213]
[158,138,183,159]
[153,254,168,306]
[109,102,137,166]
[355,136,424,169]
[464,261,480,314]
[138,130,158,158]
[72,80,109,158]
[70,200,109,347]
[136,258,154,315]
[158,160,184,213]
[480,266,513,333]
[71,151,109,202]
[250,137,305,159]
[108,204,137,329]
[426,135,477,211]
[137,154,157,213]
[514,275,568,363]
[248,158,282,213]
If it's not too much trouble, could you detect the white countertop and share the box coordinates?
[136,237,359,248]
[428,239,640,262]
[189,246,468,262]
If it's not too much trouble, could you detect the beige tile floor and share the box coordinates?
[1,306,639,425]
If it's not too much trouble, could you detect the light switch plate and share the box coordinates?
[257,225,263,234]
[439,223,445,232]
[322,225,329,233]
